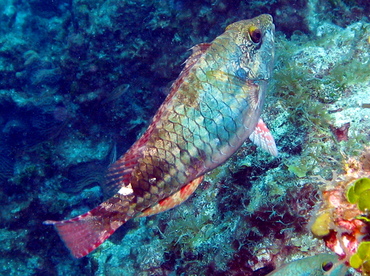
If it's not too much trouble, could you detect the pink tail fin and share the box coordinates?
[44,206,126,258]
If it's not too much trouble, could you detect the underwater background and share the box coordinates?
[0,0,370,275]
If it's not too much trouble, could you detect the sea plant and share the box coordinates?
[349,241,370,274]
[346,177,370,212]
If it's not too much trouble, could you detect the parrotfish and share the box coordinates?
[45,14,277,258]
[266,254,348,276]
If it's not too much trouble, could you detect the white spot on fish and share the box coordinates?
[118,184,133,195]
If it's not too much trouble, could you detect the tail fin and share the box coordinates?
[44,205,127,258]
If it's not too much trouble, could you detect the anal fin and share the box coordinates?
[139,175,204,217]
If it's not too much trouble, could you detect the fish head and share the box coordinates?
[266,253,348,276]
[225,14,275,82]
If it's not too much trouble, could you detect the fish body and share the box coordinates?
[45,14,276,258]
[266,254,348,276]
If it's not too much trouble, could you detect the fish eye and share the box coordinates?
[322,261,333,271]
[249,26,262,44]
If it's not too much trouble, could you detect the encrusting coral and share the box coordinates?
[310,147,370,274]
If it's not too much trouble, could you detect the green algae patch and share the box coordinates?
[346,177,370,212]
[350,241,370,272]
[288,164,307,178]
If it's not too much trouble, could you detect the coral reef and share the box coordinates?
[0,0,369,275]
[310,149,370,274]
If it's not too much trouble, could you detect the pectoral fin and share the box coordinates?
[249,118,278,157]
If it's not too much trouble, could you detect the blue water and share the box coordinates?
[0,0,368,275]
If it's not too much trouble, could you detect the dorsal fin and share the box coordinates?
[183,43,212,72]
[104,155,139,197]
[103,129,152,197]
[103,139,149,197]
[167,43,211,102]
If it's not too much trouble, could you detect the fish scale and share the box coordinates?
[45,14,276,258]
